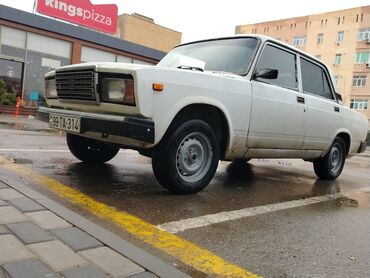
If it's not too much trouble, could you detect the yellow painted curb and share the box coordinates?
[0,156,261,278]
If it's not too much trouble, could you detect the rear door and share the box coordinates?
[247,43,307,149]
[299,57,341,150]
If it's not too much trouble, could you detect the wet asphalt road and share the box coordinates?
[0,116,369,278]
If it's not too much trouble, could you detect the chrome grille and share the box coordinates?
[56,69,96,101]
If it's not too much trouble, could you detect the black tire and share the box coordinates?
[152,119,220,194]
[66,133,119,163]
[313,137,346,180]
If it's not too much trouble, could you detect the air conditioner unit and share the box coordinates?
[366,63,370,68]
[364,38,370,44]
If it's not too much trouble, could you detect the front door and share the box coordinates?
[0,58,24,104]
[247,43,307,149]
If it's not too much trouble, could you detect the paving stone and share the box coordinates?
[9,198,45,212]
[6,222,54,244]
[0,225,9,235]
[2,259,58,278]
[0,188,25,200]
[63,264,110,278]
[79,247,145,278]
[25,211,72,230]
[0,206,28,224]
[0,234,36,264]
[51,227,103,251]
[128,272,159,278]
[28,240,88,272]
[0,199,7,206]
[0,181,8,189]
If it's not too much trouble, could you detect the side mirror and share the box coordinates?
[253,68,278,79]
[335,92,342,102]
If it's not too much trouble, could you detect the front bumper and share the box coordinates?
[358,141,367,153]
[37,107,154,144]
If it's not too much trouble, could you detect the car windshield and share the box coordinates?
[157,37,258,75]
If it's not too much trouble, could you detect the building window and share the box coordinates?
[292,36,307,46]
[317,33,324,44]
[334,54,342,65]
[337,17,341,25]
[334,76,339,85]
[358,28,370,41]
[352,75,367,87]
[350,99,368,110]
[355,52,370,64]
[336,31,344,43]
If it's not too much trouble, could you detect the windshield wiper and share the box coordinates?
[177,65,204,72]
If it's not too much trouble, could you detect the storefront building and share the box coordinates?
[0,4,165,108]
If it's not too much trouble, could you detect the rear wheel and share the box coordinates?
[66,133,119,163]
[313,137,346,180]
[152,119,219,194]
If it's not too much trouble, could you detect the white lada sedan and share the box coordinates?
[39,35,368,194]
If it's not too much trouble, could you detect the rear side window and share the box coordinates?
[255,44,297,89]
[300,58,334,100]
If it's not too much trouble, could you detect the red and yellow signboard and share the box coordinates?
[37,0,118,34]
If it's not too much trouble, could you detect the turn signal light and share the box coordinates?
[152,83,164,92]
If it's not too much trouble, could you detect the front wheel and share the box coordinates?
[66,133,119,163]
[313,137,346,180]
[152,119,220,194]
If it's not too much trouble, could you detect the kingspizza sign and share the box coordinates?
[37,0,118,34]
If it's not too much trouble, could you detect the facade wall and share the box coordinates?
[236,6,370,128]
[117,13,182,53]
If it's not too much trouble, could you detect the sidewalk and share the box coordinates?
[0,176,187,278]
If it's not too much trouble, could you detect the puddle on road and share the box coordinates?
[9,158,34,165]
[339,192,370,208]
[0,121,56,134]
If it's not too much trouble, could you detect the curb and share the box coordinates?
[0,170,189,278]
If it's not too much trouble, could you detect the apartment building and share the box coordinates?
[117,13,182,52]
[236,6,370,128]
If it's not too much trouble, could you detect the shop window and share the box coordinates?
[133,59,154,65]
[0,26,26,59]
[24,51,70,107]
[81,46,116,62]
[116,55,133,63]
[27,33,71,59]
[0,26,26,48]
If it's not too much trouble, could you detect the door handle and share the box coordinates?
[297,96,305,104]
[334,106,340,112]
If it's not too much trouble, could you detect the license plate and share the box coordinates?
[49,114,81,133]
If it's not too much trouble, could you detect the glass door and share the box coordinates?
[0,58,24,105]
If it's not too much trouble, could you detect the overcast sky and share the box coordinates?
[1,0,369,42]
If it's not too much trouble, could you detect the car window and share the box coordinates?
[300,58,334,100]
[255,44,297,89]
[158,38,258,75]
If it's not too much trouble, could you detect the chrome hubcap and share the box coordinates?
[176,132,212,183]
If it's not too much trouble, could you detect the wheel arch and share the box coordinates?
[160,102,231,159]
[336,132,351,156]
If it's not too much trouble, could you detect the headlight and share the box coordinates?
[45,78,57,98]
[101,77,135,105]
